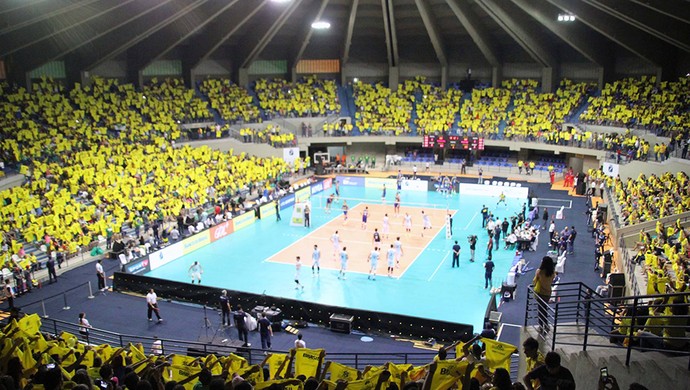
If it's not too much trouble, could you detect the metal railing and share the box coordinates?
[525,282,690,368]
[18,281,96,319]
[24,317,437,369]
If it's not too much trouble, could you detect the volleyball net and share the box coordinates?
[309,193,453,211]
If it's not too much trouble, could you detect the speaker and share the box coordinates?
[329,313,354,333]
[598,205,608,221]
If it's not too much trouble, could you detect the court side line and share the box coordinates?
[427,251,450,282]
[262,211,342,262]
[464,211,480,230]
[397,221,447,280]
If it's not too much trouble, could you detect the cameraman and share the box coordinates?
[468,235,477,262]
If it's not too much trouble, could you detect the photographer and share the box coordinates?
[468,235,477,262]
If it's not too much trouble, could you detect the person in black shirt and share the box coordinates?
[258,313,273,350]
[47,257,57,284]
[484,258,495,289]
[524,351,575,390]
[451,241,461,268]
[234,305,250,346]
[468,235,477,262]
[480,205,489,227]
[219,290,231,327]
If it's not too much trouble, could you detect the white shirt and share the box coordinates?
[294,339,306,348]
[146,292,157,305]
[151,339,163,355]
[96,262,104,274]
[79,317,91,332]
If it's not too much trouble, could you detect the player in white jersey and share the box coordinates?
[338,247,349,280]
[394,237,404,268]
[386,244,396,277]
[403,213,412,233]
[312,244,321,276]
[368,247,380,280]
[294,256,304,290]
[382,214,390,238]
[188,261,203,284]
[330,230,341,260]
[421,210,432,237]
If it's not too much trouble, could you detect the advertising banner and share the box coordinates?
[310,181,324,196]
[295,187,311,203]
[149,241,184,270]
[336,176,365,187]
[232,211,257,231]
[322,178,333,190]
[182,231,211,255]
[602,162,619,178]
[364,177,397,189]
[279,193,295,210]
[459,183,529,198]
[210,220,234,242]
[125,256,150,275]
[259,202,276,219]
[401,179,428,191]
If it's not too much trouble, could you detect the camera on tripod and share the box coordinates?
[467,235,477,244]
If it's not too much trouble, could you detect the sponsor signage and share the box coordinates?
[365,177,397,189]
[310,181,324,195]
[459,183,528,198]
[295,187,311,203]
[232,211,256,231]
[337,176,365,187]
[401,179,428,191]
[181,230,210,255]
[149,241,184,270]
[283,147,300,163]
[602,162,619,178]
[322,177,332,190]
[279,193,295,210]
[125,256,150,275]
[259,202,276,219]
[210,220,234,242]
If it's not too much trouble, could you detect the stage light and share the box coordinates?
[311,21,331,30]
[271,0,290,3]
[558,13,576,22]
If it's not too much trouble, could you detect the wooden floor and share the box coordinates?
[266,202,450,278]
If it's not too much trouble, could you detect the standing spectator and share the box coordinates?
[219,290,231,327]
[146,288,163,322]
[46,255,58,284]
[548,220,556,243]
[275,200,281,221]
[568,226,577,254]
[478,168,483,184]
[469,235,477,263]
[533,257,556,334]
[4,279,14,310]
[78,312,92,340]
[451,241,461,268]
[96,260,106,291]
[258,313,273,350]
[523,351,575,390]
[542,208,549,230]
[294,334,306,349]
[522,337,545,390]
[484,257,495,289]
[234,305,250,346]
[151,336,163,355]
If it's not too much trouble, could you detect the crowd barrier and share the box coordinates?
[113,273,473,342]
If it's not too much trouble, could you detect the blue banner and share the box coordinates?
[336,176,365,187]
[126,256,151,275]
[279,193,295,210]
[310,181,324,195]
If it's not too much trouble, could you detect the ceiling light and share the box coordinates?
[557,13,576,22]
[271,0,290,3]
[311,21,331,30]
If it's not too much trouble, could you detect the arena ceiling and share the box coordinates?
[0,0,689,80]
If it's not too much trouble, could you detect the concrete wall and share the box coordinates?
[616,157,690,181]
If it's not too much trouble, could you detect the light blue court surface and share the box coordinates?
[146,185,527,332]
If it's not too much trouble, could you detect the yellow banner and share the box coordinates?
[326,361,359,382]
[181,231,211,255]
[293,348,325,378]
[232,211,257,231]
[255,379,303,390]
[266,353,289,379]
[423,360,468,390]
[482,338,517,371]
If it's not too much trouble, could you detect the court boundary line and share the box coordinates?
[427,251,450,282]
[397,209,454,280]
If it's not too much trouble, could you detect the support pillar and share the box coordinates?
[389,66,399,91]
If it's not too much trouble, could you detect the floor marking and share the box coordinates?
[427,251,450,281]
[464,210,480,230]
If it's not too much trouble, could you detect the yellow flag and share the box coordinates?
[171,354,198,367]
[342,376,379,390]
[221,353,247,374]
[386,363,412,388]
[318,379,338,389]
[325,361,360,382]
[422,360,468,390]
[18,313,42,335]
[482,338,517,371]
[128,343,147,364]
[204,354,222,376]
[408,365,429,382]
[254,379,303,390]
[59,332,78,348]
[168,364,201,390]
[293,348,325,378]
[265,353,289,379]
[236,364,264,385]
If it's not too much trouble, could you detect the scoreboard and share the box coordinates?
[422,135,484,150]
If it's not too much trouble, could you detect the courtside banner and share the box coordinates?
[149,241,184,270]
[336,176,365,187]
[232,211,256,231]
[125,256,150,275]
[210,220,234,243]
[322,177,333,190]
[182,231,211,255]
[401,179,428,191]
[310,181,324,195]
[364,177,397,189]
[602,162,619,178]
[459,183,528,198]
[279,193,295,210]
[295,187,311,203]
[259,202,276,219]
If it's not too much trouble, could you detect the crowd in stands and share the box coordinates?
[414,85,463,135]
[457,86,510,138]
[254,77,340,118]
[353,79,416,135]
[612,171,689,225]
[199,79,261,124]
[0,77,296,283]
[238,125,296,147]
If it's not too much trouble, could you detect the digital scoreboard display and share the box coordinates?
[423,135,484,150]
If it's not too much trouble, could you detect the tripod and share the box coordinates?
[199,305,217,344]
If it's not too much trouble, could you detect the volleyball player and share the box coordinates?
[386,244,396,278]
[325,193,334,214]
[382,213,390,239]
[403,213,412,233]
[394,237,404,268]
[334,180,340,202]
[497,191,507,206]
[330,230,341,261]
[422,210,432,237]
[338,247,349,280]
[372,228,381,247]
[312,244,321,276]
[188,261,203,284]
[294,256,304,290]
[342,201,349,224]
[381,184,387,204]
[368,247,380,280]
[361,206,369,229]
[394,193,401,216]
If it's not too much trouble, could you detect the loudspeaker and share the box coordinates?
[598,205,608,221]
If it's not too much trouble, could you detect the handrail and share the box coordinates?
[525,282,690,369]
[22,317,437,369]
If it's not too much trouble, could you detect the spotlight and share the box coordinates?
[557,13,576,22]
[311,21,331,30]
